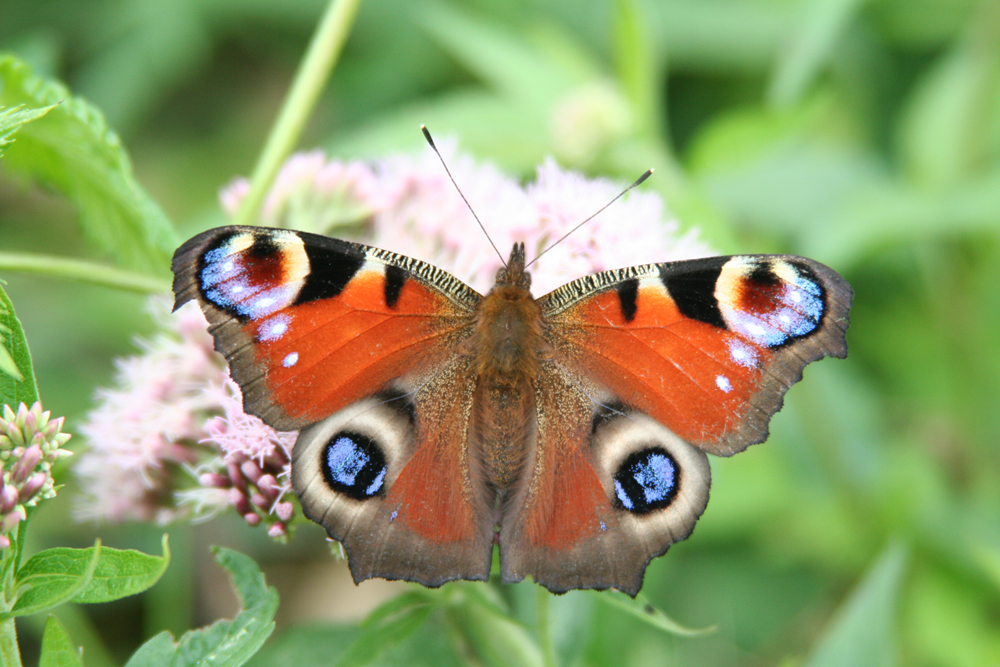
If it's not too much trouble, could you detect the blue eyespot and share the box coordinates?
[322,432,388,500]
[613,448,679,514]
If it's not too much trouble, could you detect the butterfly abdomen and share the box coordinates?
[466,253,548,491]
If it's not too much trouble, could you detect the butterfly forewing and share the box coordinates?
[172,226,481,429]
[538,254,853,456]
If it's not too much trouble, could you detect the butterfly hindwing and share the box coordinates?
[539,254,853,456]
[292,357,495,587]
[498,365,711,595]
[172,225,481,430]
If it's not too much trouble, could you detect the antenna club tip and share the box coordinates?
[421,125,435,147]
[631,169,653,188]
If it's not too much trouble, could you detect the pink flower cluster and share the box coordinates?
[77,142,712,538]
[0,402,73,548]
[220,142,712,295]
[75,300,297,536]
[190,379,296,538]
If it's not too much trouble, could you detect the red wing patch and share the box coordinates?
[384,360,483,545]
[251,269,470,424]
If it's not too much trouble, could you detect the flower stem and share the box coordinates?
[0,618,21,667]
[232,0,363,228]
[0,252,170,294]
[0,545,21,667]
[536,586,558,667]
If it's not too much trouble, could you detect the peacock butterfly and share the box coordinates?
[172,209,852,597]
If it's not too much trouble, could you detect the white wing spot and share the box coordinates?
[716,375,732,393]
[282,352,299,368]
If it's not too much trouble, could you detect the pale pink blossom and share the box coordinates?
[75,299,226,524]
[222,142,712,294]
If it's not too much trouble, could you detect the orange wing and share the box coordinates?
[539,255,852,456]
[172,226,480,430]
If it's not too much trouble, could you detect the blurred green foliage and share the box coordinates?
[1,0,999,665]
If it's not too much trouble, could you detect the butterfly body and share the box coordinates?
[172,225,853,595]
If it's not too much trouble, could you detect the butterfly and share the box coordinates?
[172,225,852,596]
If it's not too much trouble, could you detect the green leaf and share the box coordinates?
[0,282,38,405]
[0,54,178,272]
[334,588,443,667]
[336,605,433,667]
[448,584,543,667]
[5,540,102,619]
[7,537,168,619]
[415,2,581,112]
[246,625,361,667]
[896,10,1000,188]
[72,534,170,604]
[592,590,716,637]
[612,0,662,141]
[124,547,278,667]
[246,621,464,667]
[39,615,84,667]
[0,103,55,157]
[804,542,908,667]
[767,0,869,107]
[801,168,1000,267]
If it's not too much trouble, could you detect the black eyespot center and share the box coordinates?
[321,431,388,500]
[613,447,680,515]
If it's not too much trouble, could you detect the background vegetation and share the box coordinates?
[2,0,999,664]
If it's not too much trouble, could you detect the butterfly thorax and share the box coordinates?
[466,243,547,490]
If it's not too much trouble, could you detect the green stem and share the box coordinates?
[232,0,363,228]
[536,586,557,667]
[0,253,170,294]
[0,618,21,667]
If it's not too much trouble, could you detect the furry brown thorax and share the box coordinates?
[466,243,547,490]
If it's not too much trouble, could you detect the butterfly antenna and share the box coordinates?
[525,169,654,270]
[421,125,507,268]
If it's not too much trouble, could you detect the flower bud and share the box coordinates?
[19,473,48,503]
[240,460,263,484]
[226,461,247,492]
[274,501,294,521]
[12,445,42,484]
[1,509,25,532]
[228,487,251,514]
[256,474,278,497]
[250,493,269,510]
[0,485,19,514]
[200,472,230,488]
